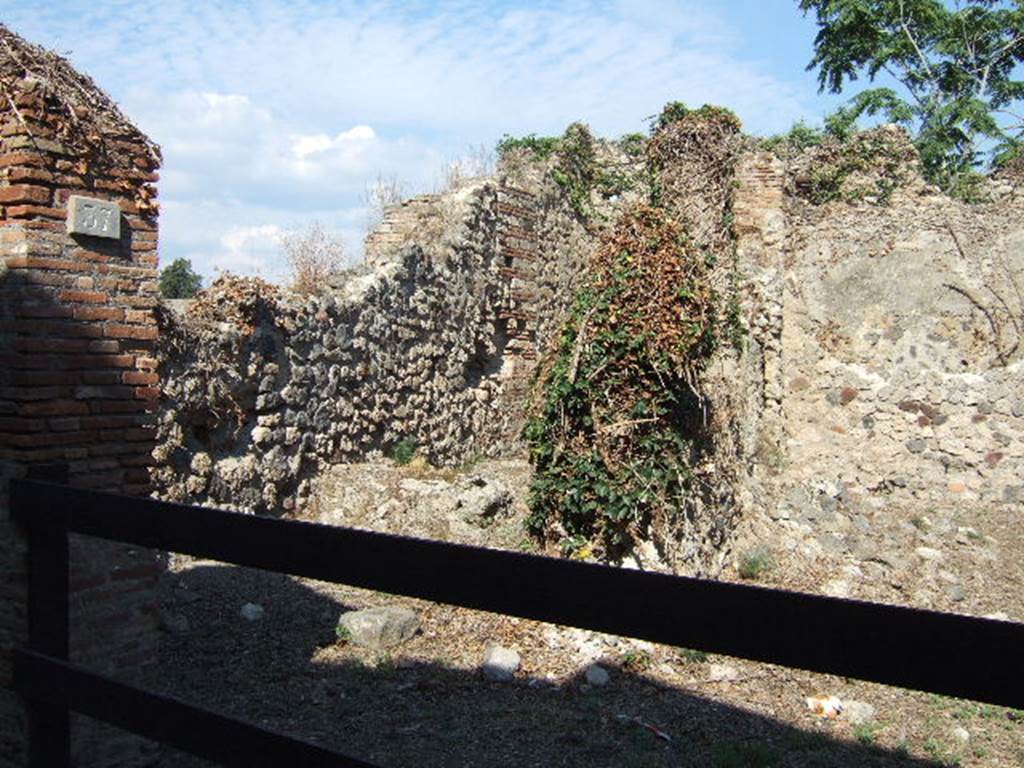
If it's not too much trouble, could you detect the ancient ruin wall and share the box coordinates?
[0,25,162,768]
[156,182,539,512]
[153,151,617,514]
[733,136,1024,518]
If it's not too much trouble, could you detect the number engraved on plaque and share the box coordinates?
[67,196,121,239]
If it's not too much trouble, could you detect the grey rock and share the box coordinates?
[173,586,202,604]
[584,663,610,687]
[159,610,191,635]
[240,603,265,621]
[843,700,876,726]
[455,477,512,520]
[906,438,926,454]
[708,663,739,682]
[481,644,520,681]
[950,726,970,746]
[337,606,420,649]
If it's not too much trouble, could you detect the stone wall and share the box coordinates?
[156,182,521,511]
[0,27,162,767]
[733,134,1024,521]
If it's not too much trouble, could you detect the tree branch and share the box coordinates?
[898,0,938,89]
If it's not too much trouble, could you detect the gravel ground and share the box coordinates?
[136,459,1024,768]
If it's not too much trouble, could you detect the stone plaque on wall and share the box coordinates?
[67,195,121,239]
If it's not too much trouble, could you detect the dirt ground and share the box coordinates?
[136,458,1024,768]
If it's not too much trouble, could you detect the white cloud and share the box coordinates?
[220,224,282,255]
[6,1,826,280]
[291,134,335,159]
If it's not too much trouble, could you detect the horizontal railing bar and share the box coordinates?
[13,649,379,768]
[12,480,1024,707]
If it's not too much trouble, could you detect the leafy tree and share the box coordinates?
[798,0,1024,188]
[159,257,203,299]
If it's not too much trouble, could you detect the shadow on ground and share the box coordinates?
[129,562,953,768]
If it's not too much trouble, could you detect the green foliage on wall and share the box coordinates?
[524,206,722,558]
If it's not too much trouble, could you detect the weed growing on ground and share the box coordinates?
[334,624,352,644]
[389,438,417,466]
[677,648,709,664]
[738,549,775,580]
[621,649,653,672]
[853,722,882,745]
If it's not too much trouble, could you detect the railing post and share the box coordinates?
[13,475,71,767]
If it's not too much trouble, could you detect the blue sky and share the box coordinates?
[2,1,845,281]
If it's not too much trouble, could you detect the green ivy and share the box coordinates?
[524,208,719,558]
[496,133,561,159]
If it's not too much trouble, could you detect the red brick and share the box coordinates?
[0,285,58,304]
[0,430,96,447]
[125,215,157,232]
[0,416,45,432]
[109,168,160,183]
[90,400,151,414]
[73,385,133,399]
[0,184,51,204]
[48,417,81,432]
[5,167,54,184]
[58,289,109,304]
[122,427,156,442]
[17,399,89,416]
[53,174,86,187]
[13,337,90,356]
[124,309,153,324]
[122,371,158,386]
[9,270,73,287]
[123,469,153,485]
[94,262,152,278]
[19,219,64,232]
[6,319,104,338]
[82,371,123,385]
[121,296,159,309]
[66,354,135,369]
[88,442,142,457]
[16,303,74,319]
[87,339,121,354]
[0,353,58,370]
[104,324,158,341]
[81,414,138,430]
[20,257,77,271]
[0,445,89,462]
[70,250,112,264]
[119,454,155,468]
[6,204,64,220]
[134,386,160,400]
[11,370,80,387]
[0,151,48,168]
[73,306,124,321]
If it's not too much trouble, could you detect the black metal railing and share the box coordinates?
[10,479,1024,766]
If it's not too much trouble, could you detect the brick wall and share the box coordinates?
[494,185,540,400]
[0,37,162,767]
